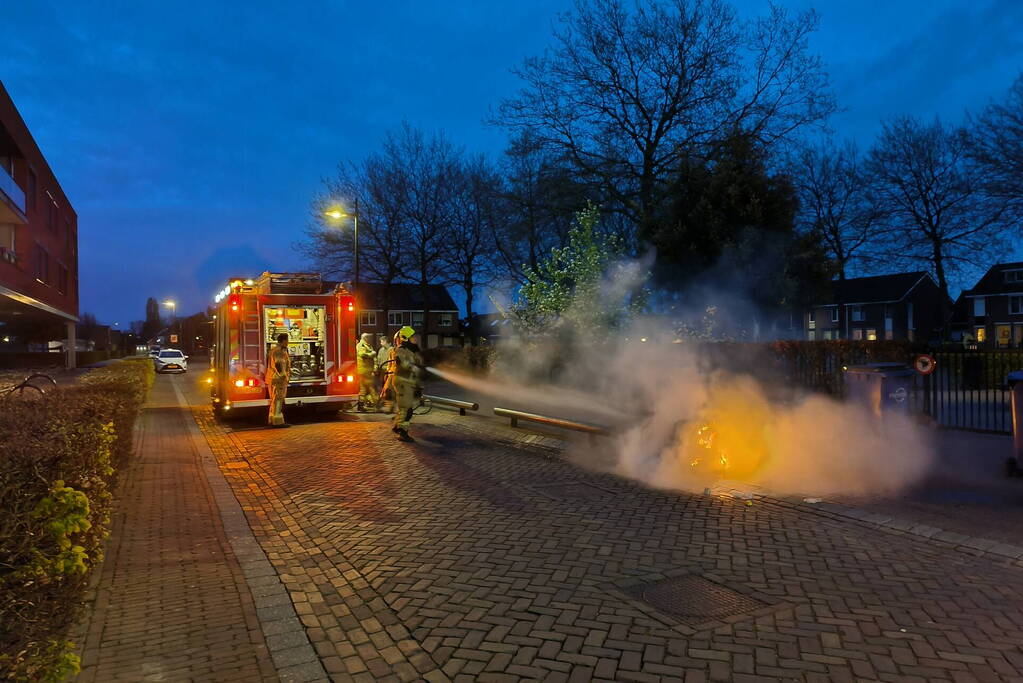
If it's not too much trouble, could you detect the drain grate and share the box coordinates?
[626,574,765,624]
[530,481,611,499]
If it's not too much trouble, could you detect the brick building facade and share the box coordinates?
[0,80,79,364]
[351,282,461,349]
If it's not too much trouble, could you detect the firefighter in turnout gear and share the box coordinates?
[391,326,423,442]
[266,333,292,427]
[356,332,378,411]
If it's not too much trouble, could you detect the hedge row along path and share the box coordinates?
[74,377,281,682]
[76,372,1023,682]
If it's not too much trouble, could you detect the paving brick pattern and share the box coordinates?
[194,403,1023,682]
[76,381,276,682]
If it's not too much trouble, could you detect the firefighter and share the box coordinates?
[391,325,423,442]
[355,332,378,412]
[266,332,292,428]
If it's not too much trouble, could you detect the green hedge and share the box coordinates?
[0,359,153,681]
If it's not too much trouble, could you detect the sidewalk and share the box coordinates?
[75,377,278,681]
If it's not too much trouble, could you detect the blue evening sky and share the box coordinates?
[2,1,1021,324]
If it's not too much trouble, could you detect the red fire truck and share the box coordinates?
[209,272,358,417]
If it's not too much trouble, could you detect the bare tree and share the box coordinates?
[494,0,834,232]
[790,140,881,280]
[444,154,501,343]
[302,150,412,324]
[867,116,1015,316]
[387,123,462,335]
[970,73,1023,214]
[492,133,589,285]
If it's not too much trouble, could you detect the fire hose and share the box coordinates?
[376,359,432,415]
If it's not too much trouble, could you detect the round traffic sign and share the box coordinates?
[914,354,936,375]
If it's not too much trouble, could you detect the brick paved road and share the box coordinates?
[76,378,277,682]
[182,375,1023,682]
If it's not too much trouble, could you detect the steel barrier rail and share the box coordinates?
[493,406,609,436]
[424,394,479,416]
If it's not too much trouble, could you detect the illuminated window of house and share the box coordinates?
[997,325,1011,347]
[976,327,987,343]
[866,329,877,341]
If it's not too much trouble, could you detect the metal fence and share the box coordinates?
[919,350,1023,434]
[775,346,1023,435]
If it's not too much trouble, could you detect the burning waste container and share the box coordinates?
[844,363,915,419]
[1006,371,1023,476]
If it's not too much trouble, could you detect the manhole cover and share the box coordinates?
[530,482,610,499]
[627,575,765,622]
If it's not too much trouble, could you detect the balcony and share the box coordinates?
[0,165,27,224]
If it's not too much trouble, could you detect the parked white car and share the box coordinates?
[154,349,188,373]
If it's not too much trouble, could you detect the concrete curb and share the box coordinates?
[171,380,328,683]
[788,498,1023,563]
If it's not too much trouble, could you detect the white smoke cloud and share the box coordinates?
[448,259,935,498]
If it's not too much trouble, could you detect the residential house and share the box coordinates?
[352,282,461,349]
[956,262,1023,348]
[0,81,79,365]
[804,272,946,342]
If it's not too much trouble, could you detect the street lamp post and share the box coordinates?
[162,300,177,346]
[323,200,360,335]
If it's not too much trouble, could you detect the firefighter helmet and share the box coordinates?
[398,326,416,342]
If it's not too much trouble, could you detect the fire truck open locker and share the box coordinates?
[210,272,358,417]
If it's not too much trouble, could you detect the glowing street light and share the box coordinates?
[323,201,360,333]
[161,300,178,344]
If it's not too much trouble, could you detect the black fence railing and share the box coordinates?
[919,350,1023,433]
[770,345,1023,434]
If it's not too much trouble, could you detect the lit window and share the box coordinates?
[976,327,986,343]
[807,330,816,341]
[866,329,877,341]
[997,325,1011,347]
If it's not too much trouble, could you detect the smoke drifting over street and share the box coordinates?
[442,298,935,498]
[609,343,934,496]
